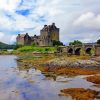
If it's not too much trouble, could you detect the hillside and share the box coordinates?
[0,42,14,49]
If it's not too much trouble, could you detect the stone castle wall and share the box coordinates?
[16,35,25,45]
[39,23,59,46]
[16,23,59,46]
[16,34,31,45]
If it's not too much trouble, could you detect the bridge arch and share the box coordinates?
[75,48,81,55]
[57,47,63,53]
[67,48,73,55]
[85,48,92,55]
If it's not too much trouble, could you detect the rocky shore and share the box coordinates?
[16,54,100,100]
[44,56,100,70]
[17,55,100,76]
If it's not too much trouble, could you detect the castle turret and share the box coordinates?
[40,23,59,46]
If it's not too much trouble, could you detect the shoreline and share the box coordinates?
[16,53,100,76]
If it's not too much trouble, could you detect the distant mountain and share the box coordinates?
[0,42,8,48]
[0,42,15,49]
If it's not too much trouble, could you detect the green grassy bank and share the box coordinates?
[16,46,57,53]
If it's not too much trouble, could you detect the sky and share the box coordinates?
[0,0,100,44]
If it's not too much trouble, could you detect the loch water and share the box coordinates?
[0,55,99,100]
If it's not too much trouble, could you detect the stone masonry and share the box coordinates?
[57,44,100,56]
[16,23,59,46]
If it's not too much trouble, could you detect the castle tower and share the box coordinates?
[40,23,59,46]
[16,33,31,45]
[50,23,59,41]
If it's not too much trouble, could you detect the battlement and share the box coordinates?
[41,23,59,32]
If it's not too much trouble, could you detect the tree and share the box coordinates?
[52,40,63,46]
[97,39,100,44]
[69,40,82,45]
[14,44,23,50]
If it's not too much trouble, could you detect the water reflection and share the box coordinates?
[0,55,99,100]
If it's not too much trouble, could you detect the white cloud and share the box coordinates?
[73,12,100,29]
[10,35,17,43]
[0,0,21,12]
[0,32,16,44]
[0,0,100,44]
[0,32,4,39]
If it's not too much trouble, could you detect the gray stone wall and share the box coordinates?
[95,46,100,56]
[16,23,60,46]
[16,33,31,45]
[40,23,59,46]
[24,35,31,45]
[57,45,100,56]
[16,35,25,45]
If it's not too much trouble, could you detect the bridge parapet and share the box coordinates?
[57,44,100,56]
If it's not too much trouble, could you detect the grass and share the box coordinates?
[60,88,100,100]
[16,46,57,53]
[18,55,43,61]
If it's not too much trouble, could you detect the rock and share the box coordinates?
[96,93,100,98]
[91,56,100,62]
[44,58,100,70]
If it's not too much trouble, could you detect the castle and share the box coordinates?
[16,23,59,46]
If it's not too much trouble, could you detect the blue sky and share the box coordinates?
[0,0,100,44]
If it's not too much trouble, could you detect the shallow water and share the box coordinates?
[0,55,99,100]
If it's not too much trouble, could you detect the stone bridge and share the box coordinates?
[57,44,100,56]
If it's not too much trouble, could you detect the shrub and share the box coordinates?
[80,48,85,56]
[90,48,95,56]
[97,39,100,44]
[69,40,82,46]
[14,44,23,50]
[53,40,63,46]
